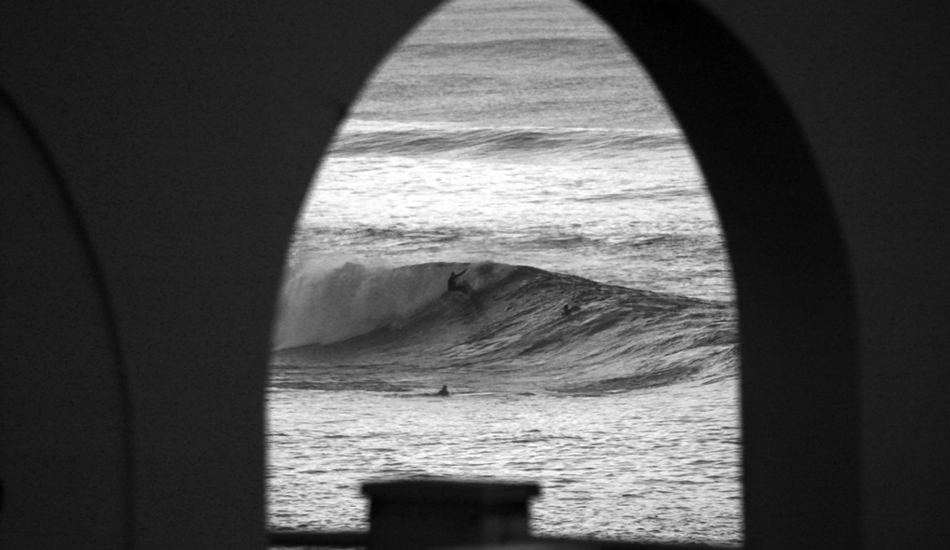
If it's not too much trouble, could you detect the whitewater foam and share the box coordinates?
[272,258,508,349]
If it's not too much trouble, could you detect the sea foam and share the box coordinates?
[272,257,497,349]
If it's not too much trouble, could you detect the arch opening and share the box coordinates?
[267,0,859,547]
[268,0,742,543]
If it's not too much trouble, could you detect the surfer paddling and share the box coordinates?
[447,269,471,296]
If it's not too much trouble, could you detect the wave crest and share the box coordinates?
[329,121,684,160]
[272,259,510,349]
[271,261,738,394]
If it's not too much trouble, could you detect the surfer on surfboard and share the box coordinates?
[447,269,470,296]
[436,385,450,396]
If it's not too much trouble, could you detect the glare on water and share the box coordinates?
[268,381,742,544]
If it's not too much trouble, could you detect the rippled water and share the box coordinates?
[268,380,742,544]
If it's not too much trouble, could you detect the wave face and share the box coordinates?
[329,120,684,163]
[271,261,738,395]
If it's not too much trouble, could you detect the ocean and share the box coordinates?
[268,0,741,545]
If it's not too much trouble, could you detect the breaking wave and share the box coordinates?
[328,120,684,161]
[271,261,738,395]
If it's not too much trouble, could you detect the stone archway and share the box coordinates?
[0,2,860,548]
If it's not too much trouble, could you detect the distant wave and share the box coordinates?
[290,225,723,259]
[328,122,684,160]
[271,261,738,394]
[404,37,618,61]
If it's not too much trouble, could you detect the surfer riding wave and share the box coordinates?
[447,269,471,296]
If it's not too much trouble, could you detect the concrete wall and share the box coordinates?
[1,1,947,549]
[2,2,440,547]
[700,3,950,548]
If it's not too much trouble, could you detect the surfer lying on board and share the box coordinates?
[447,269,470,295]
[436,385,450,396]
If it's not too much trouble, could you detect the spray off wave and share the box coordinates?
[271,261,737,395]
[273,259,495,349]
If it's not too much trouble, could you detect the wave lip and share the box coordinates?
[271,261,738,394]
[274,260,478,349]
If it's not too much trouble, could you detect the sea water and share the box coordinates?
[268,0,741,544]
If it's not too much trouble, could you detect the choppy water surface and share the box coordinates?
[269,382,742,543]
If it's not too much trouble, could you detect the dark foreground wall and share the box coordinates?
[1,1,947,549]
[700,4,950,548]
